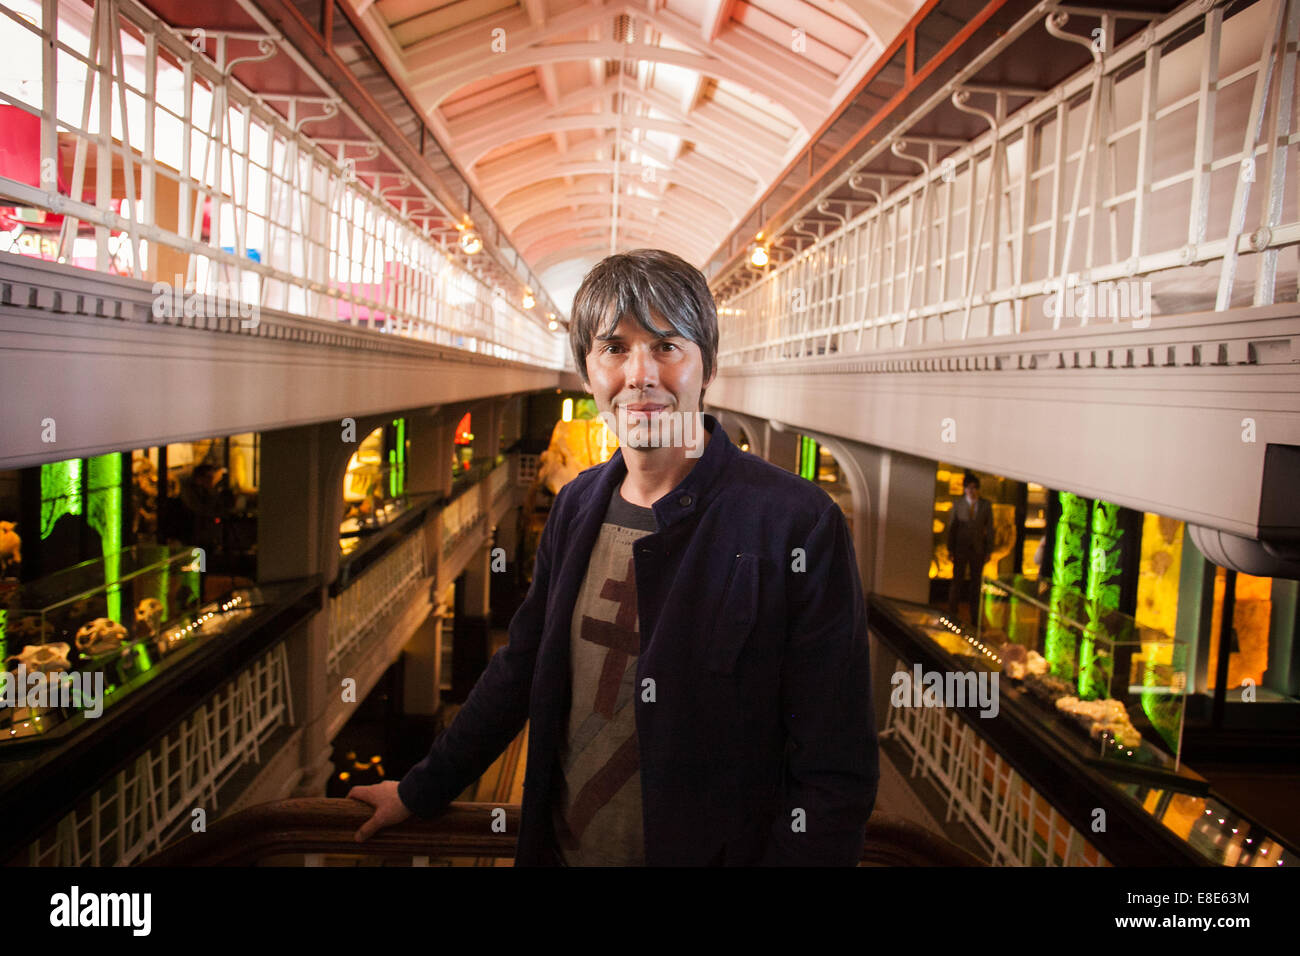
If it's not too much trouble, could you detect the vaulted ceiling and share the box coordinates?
[348,0,923,311]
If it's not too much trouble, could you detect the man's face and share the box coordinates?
[964,485,979,505]
[584,311,713,441]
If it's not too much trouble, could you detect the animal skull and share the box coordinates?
[74,617,128,655]
[135,598,164,636]
[6,641,70,674]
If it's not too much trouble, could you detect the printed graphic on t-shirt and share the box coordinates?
[554,503,654,866]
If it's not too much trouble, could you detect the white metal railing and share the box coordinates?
[440,486,483,557]
[489,459,509,502]
[0,0,565,369]
[720,0,1300,366]
[26,642,293,866]
[881,660,1108,867]
[327,533,425,672]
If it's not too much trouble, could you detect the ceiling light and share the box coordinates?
[522,291,535,310]
[459,230,482,255]
[750,244,769,267]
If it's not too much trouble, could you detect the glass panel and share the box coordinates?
[1126,784,1289,867]
[877,593,1287,867]
[981,576,1189,770]
[0,545,280,742]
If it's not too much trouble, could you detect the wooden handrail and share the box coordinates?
[862,813,987,866]
[142,799,518,866]
[143,799,986,866]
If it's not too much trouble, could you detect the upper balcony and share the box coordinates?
[707,0,1300,541]
[0,0,573,469]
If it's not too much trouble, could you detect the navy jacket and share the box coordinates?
[397,417,878,865]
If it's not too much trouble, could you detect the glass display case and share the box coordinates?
[340,496,409,556]
[340,421,410,555]
[882,577,1189,773]
[0,544,265,742]
[874,586,1294,867]
[1114,779,1291,867]
[978,575,1189,771]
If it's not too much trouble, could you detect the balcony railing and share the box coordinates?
[327,532,425,673]
[24,643,295,866]
[328,453,517,674]
[488,459,510,502]
[718,0,1300,367]
[0,0,565,368]
[440,484,483,558]
[143,798,987,866]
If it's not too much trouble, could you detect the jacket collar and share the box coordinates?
[579,414,735,532]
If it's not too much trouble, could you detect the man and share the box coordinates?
[349,249,877,865]
[947,473,994,628]
[179,463,234,558]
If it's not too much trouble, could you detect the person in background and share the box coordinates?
[179,464,234,559]
[948,473,994,628]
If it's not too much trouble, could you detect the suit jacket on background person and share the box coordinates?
[398,417,878,865]
[948,495,994,561]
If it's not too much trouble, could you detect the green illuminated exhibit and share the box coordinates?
[37,454,126,622]
[85,454,123,623]
[797,435,817,482]
[1081,499,1122,698]
[1046,492,1087,679]
[388,417,407,499]
[40,458,83,539]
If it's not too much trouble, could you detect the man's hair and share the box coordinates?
[963,473,980,490]
[569,249,719,383]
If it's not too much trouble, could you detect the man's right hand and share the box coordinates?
[348,780,412,842]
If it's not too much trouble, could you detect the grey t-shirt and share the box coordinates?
[552,487,656,865]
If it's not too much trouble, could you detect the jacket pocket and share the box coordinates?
[706,553,760,674]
